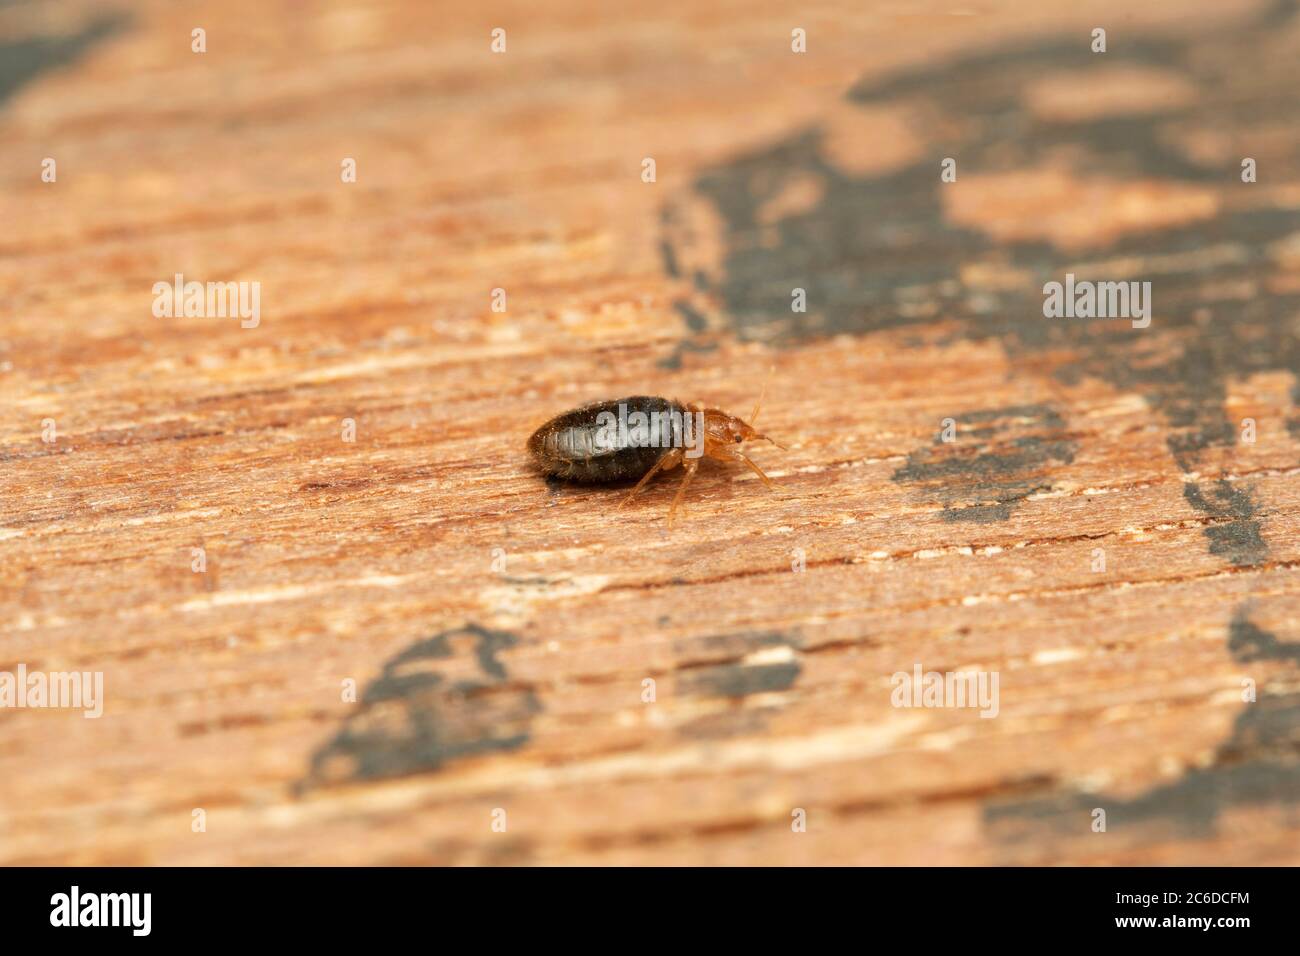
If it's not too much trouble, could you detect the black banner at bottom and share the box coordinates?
[0,866,1281,943]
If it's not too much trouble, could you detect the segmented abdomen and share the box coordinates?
[527,395,686,483]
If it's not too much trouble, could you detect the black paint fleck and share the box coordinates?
[893,405,1076,522]
[671,631,803,739]
[0,13,129,109]
[985,604,1300,841]
[662,0,1300,561]
[300,624,540,790]
[678,660,801,699]
[1183,481,1268,567]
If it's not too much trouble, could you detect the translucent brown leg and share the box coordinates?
[617,448,683,509]
[666,459,699,527]
[732,450,775,490]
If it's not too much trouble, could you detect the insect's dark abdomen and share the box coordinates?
[528,396,686,483]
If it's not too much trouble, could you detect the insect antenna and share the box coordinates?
[749,365,776,424]
[749,366,784,448]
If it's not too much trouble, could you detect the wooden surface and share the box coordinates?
[2,0,1300,865]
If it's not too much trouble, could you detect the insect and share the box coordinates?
[527,394,784,524]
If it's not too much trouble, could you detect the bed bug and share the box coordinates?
[527,393,784,525]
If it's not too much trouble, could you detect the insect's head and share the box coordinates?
[700,408,786,451]
[698,379,786,454]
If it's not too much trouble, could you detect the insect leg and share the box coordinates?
[731,450,775,490]
[617,448,683,509]
[666,458,700,527]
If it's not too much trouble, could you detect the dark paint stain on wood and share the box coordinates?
[299,624,540,790]
[671,631,803,738]
[984,604,1300,841]
[670,629,804,662]
[661,0,1300,559]
[678,660,801,698]
[1183,481,1268,567]
[0,13,129,109]
[1229,604,1300,665]
[893,405,1076,522]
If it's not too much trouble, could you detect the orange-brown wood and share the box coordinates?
[2,0,1298,864]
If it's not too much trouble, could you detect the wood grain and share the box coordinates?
[2,0,1299,865]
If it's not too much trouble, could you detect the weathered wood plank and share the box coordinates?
[2,0,1299,865]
